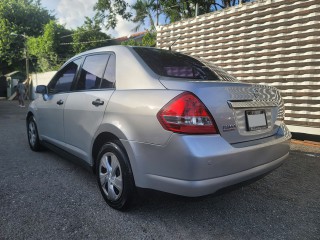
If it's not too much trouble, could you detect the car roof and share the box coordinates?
[73,45,153,58]
[63,45,165,90]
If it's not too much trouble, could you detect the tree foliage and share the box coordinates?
[94,0,254,33]
[121,38,141,46]
[142,31,156,46]
[72,17,113,54]
[121,31,156,47]
[160,0,253,23]
[94,0,132,29]
[0,17,15,65]
[131,0,157,31]
[0,0,54,36]
[0,0,54,72]
[27,17,112,71]
[0,0,256,74]
[27,21,73,72]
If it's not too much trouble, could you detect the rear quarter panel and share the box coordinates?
[96,90,183,145]
[93,89,183,182]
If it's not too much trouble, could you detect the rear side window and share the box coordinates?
[133,48,220,81]
[101,54,115,89]
[76,54,110,90]
[48,58,82,93]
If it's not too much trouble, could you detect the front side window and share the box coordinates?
[76,54,110,90]
[48,58,82,93]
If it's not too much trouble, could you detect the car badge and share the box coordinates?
[252,88,259,98]
[222,124,237,132]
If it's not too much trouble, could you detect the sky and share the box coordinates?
[41,0,139,38]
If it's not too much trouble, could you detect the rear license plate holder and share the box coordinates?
[245,110,267,131]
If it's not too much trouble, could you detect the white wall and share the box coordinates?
[157,0,320,136]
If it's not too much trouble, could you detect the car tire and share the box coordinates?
[96,141,136,210]
[27,116,43,151]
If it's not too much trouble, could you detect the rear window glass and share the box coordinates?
[133,48,237,81]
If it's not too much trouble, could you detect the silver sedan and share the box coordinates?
[27,46,291,210]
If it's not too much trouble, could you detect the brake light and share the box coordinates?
[157,92,218,134]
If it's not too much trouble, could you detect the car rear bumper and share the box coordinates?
[122,124,291,197]
[144,152,288,197]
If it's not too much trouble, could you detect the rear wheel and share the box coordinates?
[96,141,135,210]
[27,116,42,151]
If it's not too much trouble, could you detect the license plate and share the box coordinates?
[245,110,267,131]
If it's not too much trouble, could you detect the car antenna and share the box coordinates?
[169,35,182,51]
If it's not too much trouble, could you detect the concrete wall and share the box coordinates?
[157,0,320,135]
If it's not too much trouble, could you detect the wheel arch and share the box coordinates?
[91,131,133,176]
[26,111,35,129]
[26,111,34,121]
[92,132,118,170]
[95,134,137,210]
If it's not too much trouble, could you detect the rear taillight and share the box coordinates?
[157,92,218,134]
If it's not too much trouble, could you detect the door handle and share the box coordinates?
[92,99,104,106]
[57,99,64,105]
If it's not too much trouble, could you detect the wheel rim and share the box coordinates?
[99,152,123,201]
[28,121,37,147]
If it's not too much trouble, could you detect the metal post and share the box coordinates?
[195,3,199,17]
[23,33,30,100]
[24,34,29,80]
[156,0,159,26]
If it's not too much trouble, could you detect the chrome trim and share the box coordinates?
[228,101,278,109]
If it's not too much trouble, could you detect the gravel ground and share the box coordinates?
[0,100,319,240]
[291,142,320,154]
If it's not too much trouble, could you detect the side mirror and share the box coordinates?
[35,85,47,94]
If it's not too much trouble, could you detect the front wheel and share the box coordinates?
[96,142,136,210]
[27,116,43,151]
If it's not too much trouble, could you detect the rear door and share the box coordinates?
[63,53,116,162]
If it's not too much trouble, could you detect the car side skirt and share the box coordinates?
[41,141,94,173]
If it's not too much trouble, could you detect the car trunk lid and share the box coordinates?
[159,79,284,144]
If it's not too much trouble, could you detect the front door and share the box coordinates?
[36,93,69,143]
[37,58,82,145]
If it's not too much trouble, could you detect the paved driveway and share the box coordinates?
[0,100,319,240]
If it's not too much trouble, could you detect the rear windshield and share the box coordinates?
[133,47,237,82]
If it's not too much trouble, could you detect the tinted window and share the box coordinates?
[194,57,238,82]
[76,54,110,90]
[48,58,82,93]
[101,54,115,89]
[133,48,220,81]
